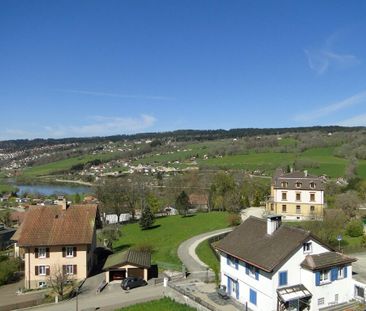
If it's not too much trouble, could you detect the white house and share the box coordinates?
[215,215,357,311]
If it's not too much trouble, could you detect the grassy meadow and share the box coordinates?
[116,298,196,311]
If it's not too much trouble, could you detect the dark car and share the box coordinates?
[121,277,147,290]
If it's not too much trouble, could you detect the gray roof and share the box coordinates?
[273,169,325,191]
[103,249,151,270]
[216,216,331,272]
[301,252,356,270]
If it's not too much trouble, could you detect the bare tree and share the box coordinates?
[47,265,75,299]
[334,191,361,219]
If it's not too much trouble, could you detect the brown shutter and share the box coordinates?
[63,265,66,275]
[35,266,39,275]
[46,266,50,276]
[35,248,39,258]
[62,247,66,257]
[73,265,77,275]
[46,248,50,258]
[73,247,77,257]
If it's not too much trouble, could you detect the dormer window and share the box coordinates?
[303,242,312,253]
[281,181,288,188]
[310,182,316,189]
[295,182,302,188]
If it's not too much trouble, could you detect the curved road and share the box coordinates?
[177,207,264,279]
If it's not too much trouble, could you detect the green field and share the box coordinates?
[115,298,196,311]
[113,212,229,270]
[0,183,17,194]
[196,239,219,281]
[21,152,122,177]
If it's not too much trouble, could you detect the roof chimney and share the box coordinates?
[290,167,293,173]
[304,170,308,177]
[267,215,282,235]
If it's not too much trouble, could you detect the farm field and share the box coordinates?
[115,298,196,311]
[113,212,229,270]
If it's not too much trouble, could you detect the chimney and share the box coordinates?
[290,167,293,173]
[304,170,308,177]
[267,215,282,235]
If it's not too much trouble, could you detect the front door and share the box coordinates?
[227,277,239,299]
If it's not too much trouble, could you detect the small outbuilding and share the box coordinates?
[103,249,151,283]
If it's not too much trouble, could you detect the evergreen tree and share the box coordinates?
[139,206,155,230]
[175,191,190,216]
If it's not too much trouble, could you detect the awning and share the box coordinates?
[277,284,312,303]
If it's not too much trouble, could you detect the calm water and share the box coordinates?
[13,183,92,196]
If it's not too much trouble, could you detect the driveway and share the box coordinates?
[350,252,366,284]
[18,282,164,311]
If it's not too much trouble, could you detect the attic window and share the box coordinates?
[281,182,288,188]
[310,182,316,189]
[303,242,312,253]
[295,182,302,188]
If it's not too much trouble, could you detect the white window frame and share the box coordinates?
[39,265,47,276]
[318,297,324,305]
[38,281,46,288]
[338,267,344,279]
[247,264,257,279]
[281,192,287,201]
[38,247,46,259]
[310,193,315,202]
[296,182,302,188]
[310,182,316,189]
[65,265,73,275]
[66,246,74,258]
[303,242,312,253]
[296,192,301,201]
[319,270,330,284]
[296,205,301,214]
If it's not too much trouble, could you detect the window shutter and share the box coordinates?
[46,248,50,258]
[331,268,338,281]
[315,271,320,286]
[63,265,66,275]
[46,266,50,276]
[245,263,249,275]
[344,266,347,278]
[235,258,238,270]
[35,248,39,258]
[62,247,66,257]
[73,247,77,257]
[255,269,259,280]
[227,255,230,266]
[73,265,77,275]
[227,277,231,293]
[35,266,39,276]
[250,289,257,305]
[236,281,239,299]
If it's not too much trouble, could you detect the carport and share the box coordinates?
[103,249,151,283]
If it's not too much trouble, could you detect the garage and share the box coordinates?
[103,249,151,283]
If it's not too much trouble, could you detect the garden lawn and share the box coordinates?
[196,239,219,281]
[113,212,229,270]
[115,298,196,311]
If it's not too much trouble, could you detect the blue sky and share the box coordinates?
[1,1,366,140]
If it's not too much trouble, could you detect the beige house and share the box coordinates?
[12,203,101,289]
[266,169,325,220]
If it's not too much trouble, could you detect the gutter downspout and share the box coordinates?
[28,247,31,289]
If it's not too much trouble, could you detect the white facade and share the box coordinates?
[220,239,355,311]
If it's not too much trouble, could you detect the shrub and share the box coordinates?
[227,213,241,227]
[133,243,155,253]
[0,258,19,286]
[346,219,364,237]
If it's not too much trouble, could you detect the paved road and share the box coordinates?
[18,282,164,311]
[177,208,265,280]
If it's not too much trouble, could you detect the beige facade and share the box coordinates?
[266,170,325,220]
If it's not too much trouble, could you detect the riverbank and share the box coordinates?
[55,179,94,186]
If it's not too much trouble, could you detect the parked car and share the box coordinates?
[121,277,147,290]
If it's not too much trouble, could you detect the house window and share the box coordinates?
[320,270,330,284]
[296,205,301,214]
[282,205,287,213]
[310,182,316,189]
[295,182,302,188]
[281,192,287,201]
[318,298,324,305]
[310,206,315,212]
[227,255,238,269]
[39,265,47,276]
[355,285,365,299]
[338,267,344,279]
[38,247,46,258]
[250,289,257,305]
[66,247,74,257]
[279,271,288,287]
[65,265,73,275]
[270,204,274,211]
[303,242,312,253]
[281,181,288,188]
[296,193,301,201]
[38,281,46,288]
[310,193,315,202]
[246,263,259,280]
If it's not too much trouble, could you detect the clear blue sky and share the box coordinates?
[1,0,366,140]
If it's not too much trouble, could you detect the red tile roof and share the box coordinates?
[13,204,98,247]
[189,194,208,205]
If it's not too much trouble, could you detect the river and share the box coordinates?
[9,182,92,196]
